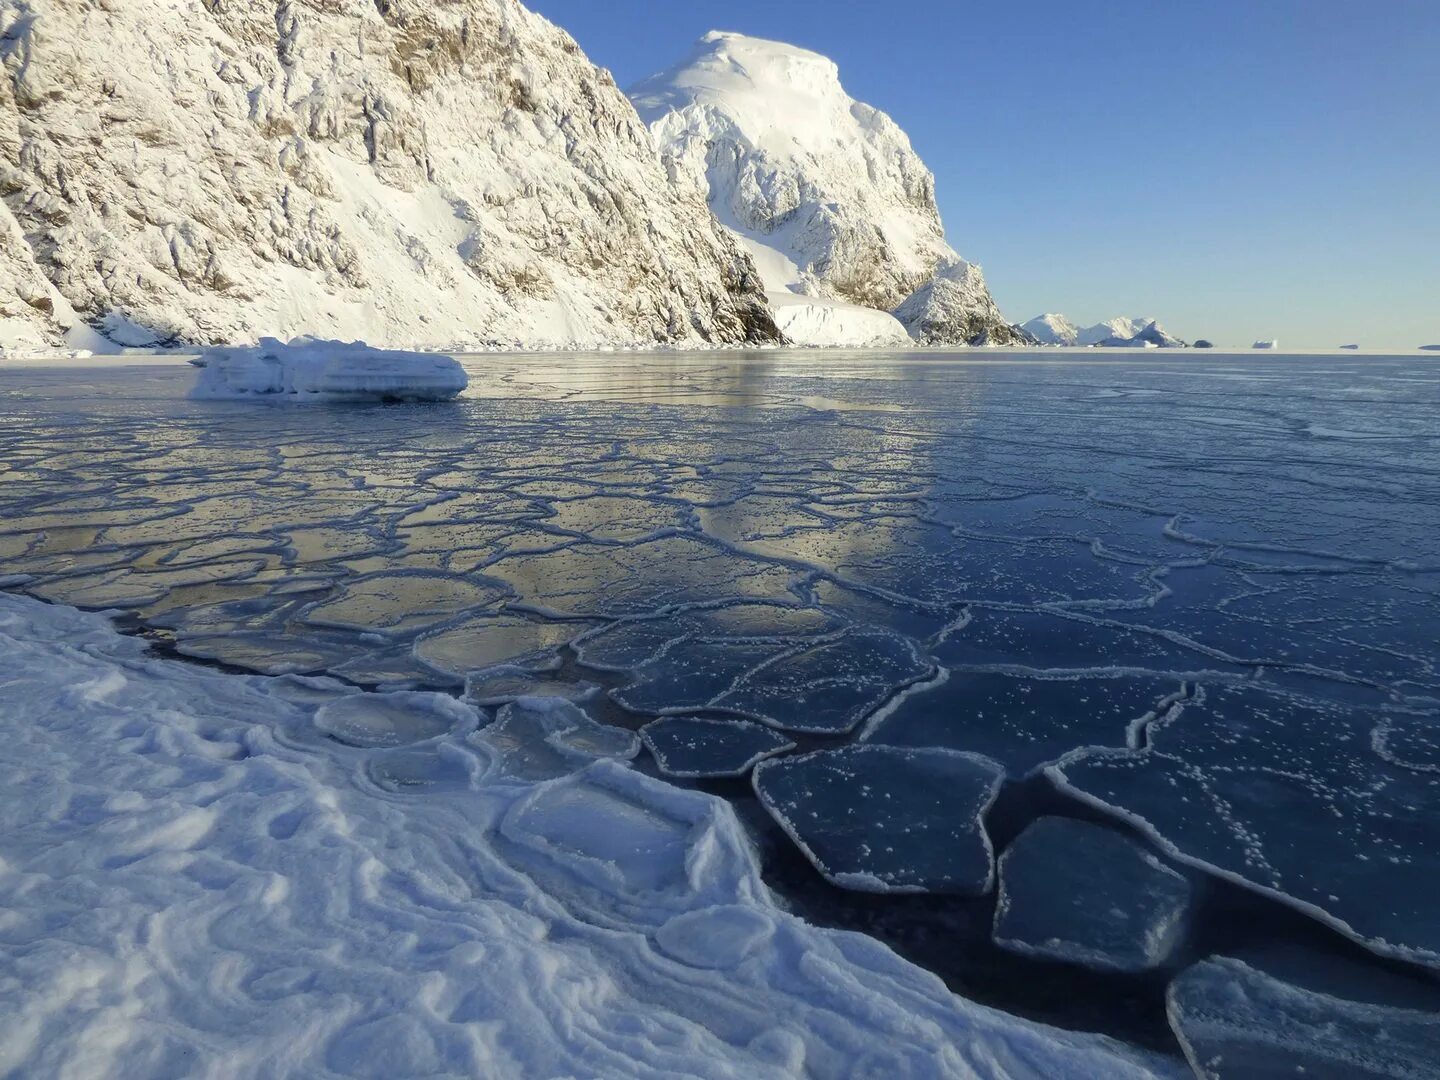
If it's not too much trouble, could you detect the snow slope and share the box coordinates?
[0,591,1179,1078]
[0,0,778,350]
[767,291,911,348]
[631,32,1020,347]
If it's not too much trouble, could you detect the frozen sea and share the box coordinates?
[2,349,1439,1077]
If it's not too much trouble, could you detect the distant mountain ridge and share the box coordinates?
[1021,314,1187,348]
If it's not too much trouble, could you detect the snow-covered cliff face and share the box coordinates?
[631,32,1018,347]
[894,260,1030,347]
[0,0,779,350]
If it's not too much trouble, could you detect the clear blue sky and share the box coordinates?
[528,0,1439,349]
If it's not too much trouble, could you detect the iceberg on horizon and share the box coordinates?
[190,338,468,402]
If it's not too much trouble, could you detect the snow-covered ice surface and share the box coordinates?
[766,291,912,349]
[190,339,468,402]
[993,817,1193,974]
[2,349,1439,1065]
[0,591,1177,1079]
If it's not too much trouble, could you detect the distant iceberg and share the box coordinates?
[190,338,467,402]
[1020,314,1188,348]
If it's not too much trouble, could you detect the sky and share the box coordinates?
[527,0,1440,350]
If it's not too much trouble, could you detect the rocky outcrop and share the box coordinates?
[0,0,779,348]
[894,260,1034,346]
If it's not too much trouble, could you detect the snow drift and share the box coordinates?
[190,338,467,402]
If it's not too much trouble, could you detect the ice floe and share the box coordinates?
[864,670,1186,775]
[475,696,641,781]
[641,716,796,778]
[994,817,1193,973]
[1051,684,1440,967]
[190,338,468,402]
[1167,957,1440,1079]
[753,745,1006,894]
[313,690,477,748]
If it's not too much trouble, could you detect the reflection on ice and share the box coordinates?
[464,667,601,707]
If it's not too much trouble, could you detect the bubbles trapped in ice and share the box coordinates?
[1372,712,1440,773]
[1167,957,1440,1079]
[865,670,1184,775]
[752,745,1005,894]
[993,817,1192,973]
[640,716,795,778]
[1052,684,1440,967]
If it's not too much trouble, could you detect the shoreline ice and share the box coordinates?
[0,592,1179,1078]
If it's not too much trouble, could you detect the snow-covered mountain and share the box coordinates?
[1021,313,1082,346]
[1081,317,1162,347]
[1098,321,1187,348]
[630,32,1022,347]
[894,260,1026,346]
[0,0,779,351]
[1021,313,1186,348]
